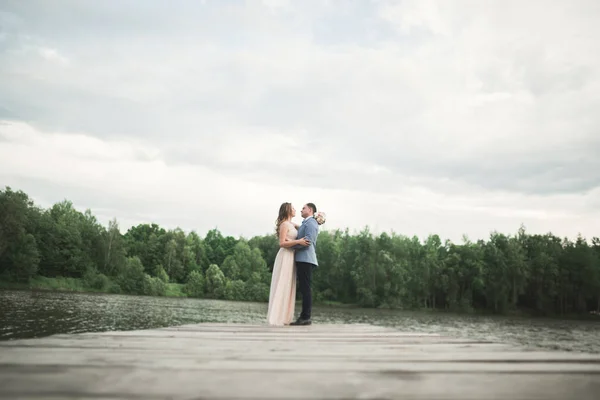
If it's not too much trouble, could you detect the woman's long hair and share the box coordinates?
[275,202,293,236]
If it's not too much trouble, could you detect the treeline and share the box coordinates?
[1,187,599,315]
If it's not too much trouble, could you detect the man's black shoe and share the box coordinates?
[290,318,312,326]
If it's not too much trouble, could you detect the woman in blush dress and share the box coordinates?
[266,202,309,326]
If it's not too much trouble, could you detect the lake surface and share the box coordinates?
[1,289,599,353]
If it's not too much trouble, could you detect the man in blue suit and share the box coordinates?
[290,202,319,326]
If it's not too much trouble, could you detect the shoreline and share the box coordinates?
[2,278,598,321]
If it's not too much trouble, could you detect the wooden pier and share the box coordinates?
[0,323,599,399]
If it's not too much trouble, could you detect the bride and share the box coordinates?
[266,202,309,326]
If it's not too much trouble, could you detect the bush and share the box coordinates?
[155,265,170,283]
[142,274,166,296]
[29,276,87,291]
[107,281,122,294]
[83,268,110,291]
[224,280,246,301]
[244,281,269,302]
[183,270,205,298]
[117,256,146,295]
[357,288,377,308]
[166,283,186,297]
[205,264,226,299]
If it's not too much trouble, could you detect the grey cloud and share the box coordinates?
[353,129,600,195]
[0,71,166,138]
[0,105,19,120]
[161,145,600,201]
[311,0,396,47]
[170,125,600,197]
[155,107,600,197]
[1,0,228,39]
[0,173,279,238]
[525,65,594,98]
[0,175,175,228]
[477,44,596,97]
[442,159,600,195]
[2,0,600,201]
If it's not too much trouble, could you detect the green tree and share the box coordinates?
[224,279,246,301]
[205,264,226,299]
[187,231,210,274]
[102,218,127,277]
[3,186,600,317]
[117,256,147,295]
[221,241,269,283]
[155,264,170,283]
[124,223,166,275]
[184,270,205,298]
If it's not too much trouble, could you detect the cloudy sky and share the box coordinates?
[1,0,599,242]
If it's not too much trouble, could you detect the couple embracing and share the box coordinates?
[266,202,325,326]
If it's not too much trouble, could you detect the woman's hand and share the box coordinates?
[297,237,310,247]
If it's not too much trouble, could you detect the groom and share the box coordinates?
[291,202,319,326]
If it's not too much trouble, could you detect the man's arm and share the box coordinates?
[293,219,318,250]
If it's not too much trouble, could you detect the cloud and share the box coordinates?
[1,120,598,242]
[0,0,599,241]
[37,47,69,65]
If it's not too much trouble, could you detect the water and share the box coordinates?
[1,289,599,353]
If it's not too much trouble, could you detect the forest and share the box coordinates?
[1,186,599,316]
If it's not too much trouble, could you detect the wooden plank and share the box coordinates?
[1,323,599,399]
[11,347,599,361]
[1,369,599,399]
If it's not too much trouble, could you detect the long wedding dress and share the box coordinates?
[266,221,297,326]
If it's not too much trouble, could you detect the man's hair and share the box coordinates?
[306,203,317,214]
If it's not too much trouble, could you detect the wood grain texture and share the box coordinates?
[1,323,599,399]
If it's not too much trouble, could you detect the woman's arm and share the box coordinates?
[279,223,309,248]
[292,218,317,250]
